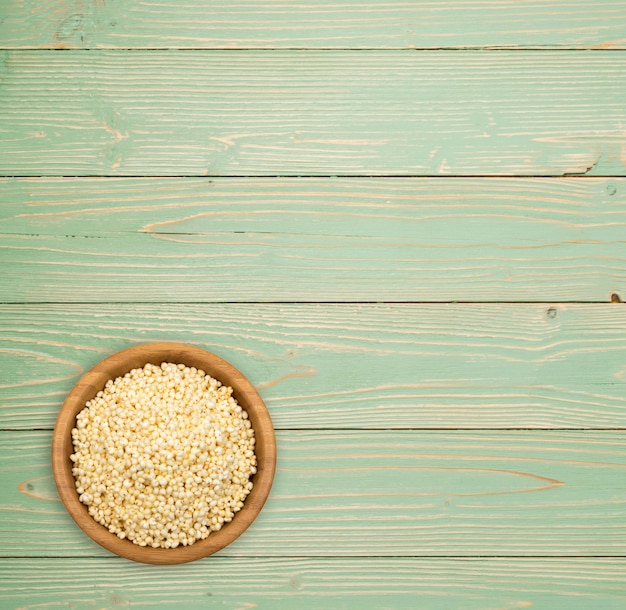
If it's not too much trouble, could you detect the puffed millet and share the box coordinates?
[70,362,257,548]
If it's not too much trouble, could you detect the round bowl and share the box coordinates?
[52,342,276,564]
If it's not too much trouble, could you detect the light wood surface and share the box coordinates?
[0,52,625,176]
[1,0,625,607]
[1,557,625,609]
[51,343,276,564]
[1,303,625,430]
[6,429,626,556]
[1,178,623,302]
[1,0,625,49]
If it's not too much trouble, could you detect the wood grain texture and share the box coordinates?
[2,303,626,431]
[1,557,625,609]
[1,1,625,50]
[1,52,625,177]
[3,429,626,557]
[0,0,623,603]
[1,177,625,302]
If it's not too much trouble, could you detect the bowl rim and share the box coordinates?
[51,342,276,564]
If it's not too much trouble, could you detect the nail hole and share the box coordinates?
[546,307,557,319]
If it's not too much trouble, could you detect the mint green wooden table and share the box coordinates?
[1,2,625,608]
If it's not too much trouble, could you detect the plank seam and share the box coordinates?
[4,427,626,432]
[2,175,626,179]
[2,47,626,52]
[1,554,625,559]
[2,175,625,180]
[2,301,623,305]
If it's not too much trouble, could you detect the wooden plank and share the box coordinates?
[1,178,625,302]
[0,52,625,177]
[0,558,625,609]
[2,303,626,431]
[1,1,625,50]
[2,429,626,557]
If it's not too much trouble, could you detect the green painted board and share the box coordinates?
[1,1,625,50]
[1,303,626,431]
[1,52,625,176]
[2,430,626,557]
[1,178,624,302]
[1,557,625,609]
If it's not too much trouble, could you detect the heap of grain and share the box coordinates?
[70,362,257,548]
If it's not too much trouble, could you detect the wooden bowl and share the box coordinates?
[52,342,276,564]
